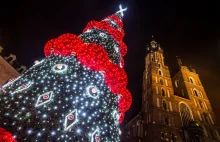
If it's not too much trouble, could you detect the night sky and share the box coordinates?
[0,0,219,126]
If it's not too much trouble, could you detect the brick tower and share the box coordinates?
[121,39,220,142]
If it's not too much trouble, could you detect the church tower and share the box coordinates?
[121,39,220,142]
[142,39,182,142]
[172,57,220,142]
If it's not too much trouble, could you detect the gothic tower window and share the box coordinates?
[161,88,165,96]
[193,89,200,97]
[189,77,195,84]
[179,102,193,125]
[175,80,179,88]
[160,78,164,85]
[158,70,163,76]
[158,63,161,68]
[162,100,167,111]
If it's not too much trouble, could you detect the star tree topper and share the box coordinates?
[116,4,127,17]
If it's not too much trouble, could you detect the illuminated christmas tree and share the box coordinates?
[0,5,132,142]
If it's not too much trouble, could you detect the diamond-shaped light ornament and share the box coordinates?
[35,91,53,107]
[91,128,100,142]
[13,81,33,94]
[64,109,78,131]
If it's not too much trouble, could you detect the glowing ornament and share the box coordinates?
[52,64,68,74]
[85,29,92,33]
[13,81,33,94]
[91,128,100,142]
[116,4,127,17]
[99,32,107,38]
[33,59,44,67]
[35,91,53,107]
[86,85,100,99]
[64,109,77,131]
[1,75,23,90]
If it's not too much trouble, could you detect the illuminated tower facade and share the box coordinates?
[172,57,220,142]
[121,39,220,142]
[142,40,182,142]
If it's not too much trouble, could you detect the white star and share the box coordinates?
[116,4,127,17]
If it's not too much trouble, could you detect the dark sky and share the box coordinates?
[0,0,219,126]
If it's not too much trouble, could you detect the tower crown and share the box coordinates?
[146,38,162,53]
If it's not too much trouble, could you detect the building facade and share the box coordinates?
[0,46,26,87]
[121,40,220,142]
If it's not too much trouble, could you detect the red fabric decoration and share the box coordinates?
[44,39,56,57]
[44,33,83,57]
[0,128,16,142]
[105,64,128,94]
[118,89,132,113]
[83,16,128,57]
[119,41,127,57]
[83,20,124,43]
[77,43,111,71]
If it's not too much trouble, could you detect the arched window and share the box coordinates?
[161,88,165,96]
[160,78,164,85]
[179,102,193,125]
[158,63,161,68]
[158,70,163,76]
[151,54,154,62]
[175,80,179,88]
[189,77,195,84]
[162,100,167,111]
[193,89,200,97]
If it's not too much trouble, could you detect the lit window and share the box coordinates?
[193,89,200,97]
[189,77,195,84]
[175,80,179,88]
[179,103,193,125]
[158,63,161,68]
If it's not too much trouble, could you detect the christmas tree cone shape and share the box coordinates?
[0,5,131,142]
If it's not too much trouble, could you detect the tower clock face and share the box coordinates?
[151,41,157,48]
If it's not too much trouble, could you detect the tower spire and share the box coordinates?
[176,56,182,68]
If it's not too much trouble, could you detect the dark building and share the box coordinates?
[0,46,26,86]
[121,40,220,142]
